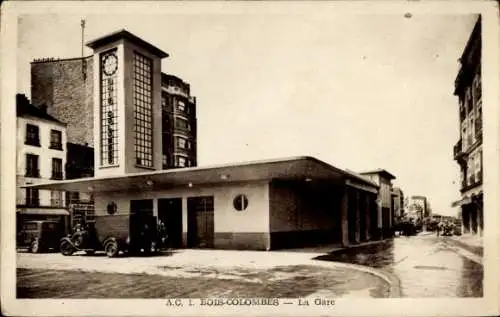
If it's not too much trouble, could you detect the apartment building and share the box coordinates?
[161,74,197,169]
[451,17,483,236]
[15,94,69,231]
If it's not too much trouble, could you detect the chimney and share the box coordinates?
[39,104,48,113]
[16,93,30,107]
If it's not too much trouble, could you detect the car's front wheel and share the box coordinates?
[60,240,74,256]
[105,240,119,258]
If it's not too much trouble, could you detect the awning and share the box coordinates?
[451,196,472,208]
[17,208,70,216]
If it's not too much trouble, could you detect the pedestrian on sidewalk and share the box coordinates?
[437,221,444,236]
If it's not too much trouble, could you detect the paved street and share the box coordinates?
[17,250,390,299]
[315,233,483,297]
[16,233,481,299]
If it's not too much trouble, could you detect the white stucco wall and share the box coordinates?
[93,181,270,233]
[16,116,66,206]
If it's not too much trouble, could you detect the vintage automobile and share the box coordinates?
[17,220,65,253]
[442,222,454,236]
[60,214,158,257]
[393,216,417,236]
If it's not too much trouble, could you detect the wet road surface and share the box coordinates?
[315,233,483,297]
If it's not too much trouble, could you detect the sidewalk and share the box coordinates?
[447,234,483,257]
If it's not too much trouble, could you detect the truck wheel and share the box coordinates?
[72,232,85,248]
[31,238,41,253]
[105,240,119,258]
[60,240,74,256]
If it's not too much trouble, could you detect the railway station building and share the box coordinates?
[25,29,388,250]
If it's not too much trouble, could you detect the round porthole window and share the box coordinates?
[233,194,248,211]
[107,202,117,215]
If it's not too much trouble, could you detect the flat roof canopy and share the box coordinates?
[24,156,378,193]
[359,169,396,180]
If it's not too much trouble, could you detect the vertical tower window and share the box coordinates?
[100,49,119,166]
[133,52,153,168]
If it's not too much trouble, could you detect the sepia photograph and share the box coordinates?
[1,1,499,316]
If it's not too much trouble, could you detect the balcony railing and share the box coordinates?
[476,172,483,183]
[461,179,467,190]
[166,86,189,98]
[25,169,40,178]
[25,198,40,207]
[49,142,63,150]
[454,139,465,160]
[25,137,40,147]
[50,199,63,207]
[475,118,483,140]
[461,172,483,192]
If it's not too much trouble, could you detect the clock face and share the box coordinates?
[103,53,118,76]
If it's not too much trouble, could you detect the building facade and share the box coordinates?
[452,17,483,236]
[29,156,382,250]
[161,74,197,169]
[359,169,396,239]
[391,187,404,220]
[406,195,428,221]
[16,94,69,231]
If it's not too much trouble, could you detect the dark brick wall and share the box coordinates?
[31,57,94,147]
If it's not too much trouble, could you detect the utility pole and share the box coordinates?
[81,18,87,80]
[81,18,86,57]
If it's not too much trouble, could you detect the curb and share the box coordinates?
[447,237,483,257]
[329,238,393,254]
[310,259,402,298]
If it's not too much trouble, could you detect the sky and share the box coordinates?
[16,9,479,216]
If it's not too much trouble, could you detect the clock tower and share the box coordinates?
[86,30,169,177]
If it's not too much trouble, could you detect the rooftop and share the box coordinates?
[24,156,379,193]
[359,169,396,180]
[16,94,65,125]
[86,29,169,58]
[162,73,188,84]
